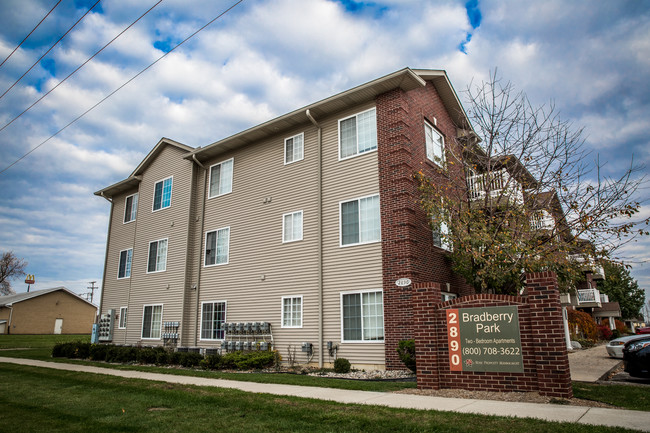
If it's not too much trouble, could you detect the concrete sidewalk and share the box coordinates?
[1,356,649,432]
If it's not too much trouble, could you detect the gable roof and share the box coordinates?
[94,137,193,199]
[186,67,477,163]
[0,287,97,309]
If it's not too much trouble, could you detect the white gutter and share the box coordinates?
[306,109,324,368]
[192,154,208,347]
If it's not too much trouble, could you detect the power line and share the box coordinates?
[0,0,63,69]
[0,0,246,176]
[0,0,163,134]
[0,0,101,100]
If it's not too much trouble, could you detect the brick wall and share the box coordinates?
[412,272,572,398]
[376,82,472,369]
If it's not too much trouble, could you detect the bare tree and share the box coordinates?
[416,71,648,294]
[0,251,27,295]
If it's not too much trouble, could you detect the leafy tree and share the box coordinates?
[416,71,648,295]
[598,261,645,320]
[0,251,27,295]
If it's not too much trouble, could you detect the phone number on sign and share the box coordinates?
[462,347,521,356]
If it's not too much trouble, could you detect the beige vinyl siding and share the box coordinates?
[101,188,138,344]
[320,102,384,368]
[122,145,194,345]
[198,126,320,364]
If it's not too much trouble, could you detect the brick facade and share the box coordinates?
[412,272,572,398]
[376,82,472,369]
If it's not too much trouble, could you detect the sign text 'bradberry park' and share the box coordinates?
[446,306,524,373]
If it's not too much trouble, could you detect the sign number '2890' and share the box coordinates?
[446,309,462,371]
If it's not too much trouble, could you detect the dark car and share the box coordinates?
[623,336,650,378]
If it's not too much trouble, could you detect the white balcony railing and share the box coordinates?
[577,288,602,306]
[467,169,524,205]
[569,254,606,280]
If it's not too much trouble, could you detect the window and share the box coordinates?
[205,227,230,266]
[200,301,226,340]
[340,195,380,246]
[282,296,302,328]
[124,193,138,223]
[147,239,168,273]
[341,290,383,342]
[432,217,451,251]
[339,108,377,159]
[425,121,445,166]
[141,304,162,339]
[209,159,233,198]
[152,177,172,211]
[118,306,128,329]
[285,133,304,164]
[118,248,133,279]
[282,211,303,243]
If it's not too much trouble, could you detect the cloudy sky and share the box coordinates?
[0,0,648,308]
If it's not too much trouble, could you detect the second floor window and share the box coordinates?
[209,159,233,198]
[340,194,380,246]
[432,217,451,251]
[285,133,304,164]
[153,177,172,211]
[118,248,132,279]
[147,239,168,273]
[339,108,377,160]
[425,121,445,166]
[124,193,138,223]
[205,227,230,266]
[283,211,303,243]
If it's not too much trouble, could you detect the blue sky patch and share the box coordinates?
[336,0,388,18]
[154,39,173,53]
[459,0,482,54]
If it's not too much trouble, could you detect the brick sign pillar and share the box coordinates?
[526,272,573,398]
[413,272,572,399]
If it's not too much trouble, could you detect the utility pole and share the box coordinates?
[87,281,97,304]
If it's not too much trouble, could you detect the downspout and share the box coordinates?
[97,194,114,340]
[7,305,13,334]
[306,109,324,368]
[192,154,208,347]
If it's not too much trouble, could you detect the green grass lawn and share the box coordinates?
[1,334,648,413]
[0,363,639,433]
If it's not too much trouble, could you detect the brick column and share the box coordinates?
[526,272,573,398]
[412,282,442,389]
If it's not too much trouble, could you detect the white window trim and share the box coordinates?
[118,306,128,329]
[208,158,234,199]
[117,248,133,280]
[199,300,227,341]
[340,289,384,343]
[284,132,305,165]
[282,210,304,243]
[338,194,381,247]
[424,121,446,167]
[147,238,168,274]
[123,193,138,224]
[204,227,230,267]
[152,176,173,212]
[141,304,163,340]
[281,295,303,329]
[338,107,378,161]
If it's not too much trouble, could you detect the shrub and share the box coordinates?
[334,357,351,373]
[598,324,613,341]
[568,309,597,340]
[201,354,223,370]
[106,346,137,363]
[396,339,416,373]
[137,347,159,364]
[52,341,90,359]
[235,351,275,370]
[89,344,108,361]
[156,350,170,365]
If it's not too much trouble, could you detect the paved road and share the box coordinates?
[1,355,650,432]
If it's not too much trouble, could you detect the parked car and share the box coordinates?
[623,336,650,378]
[606,335,644,358]
[635,327,650,334]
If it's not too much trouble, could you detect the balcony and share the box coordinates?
[570,254,606,280]
[576,288,602,308]
[467,169,524,206]
[530,210,555,231]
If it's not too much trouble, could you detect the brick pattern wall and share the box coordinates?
[412,272,572,398]
[376,82,472,369]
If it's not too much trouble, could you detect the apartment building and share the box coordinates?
[95,68,477,369]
